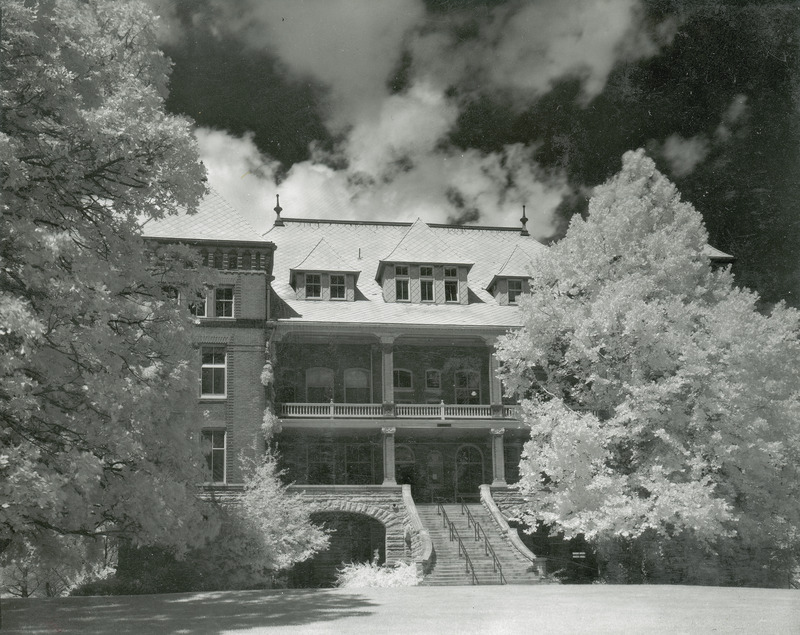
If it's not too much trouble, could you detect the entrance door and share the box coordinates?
[454,445,484,501]
[395,445,418,496]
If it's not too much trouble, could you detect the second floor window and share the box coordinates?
[420,265,434,302]
[395,265,409,301]
[189,292,206,318]
[444,267,459,302]
[508,278,523,304]
[201,347,226,398]
[330,274,346,300]
[306,367,334,402]
[306,273,321,298]
[393,369,413,391]
[344,368,370,403]
[215,287,233,317]
[425,369,441,391]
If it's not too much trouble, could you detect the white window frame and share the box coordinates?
[215,286,234,318]
[305,273,321,299]
[395,265,409,302]
[444,266,459,303]
[202,429,226,484]
[508,278,523,304]
[420,265,434,302]
[454,369,481,404]
[200,346,227,399]
[189,291,207,318]
[425,368,441,392]
[330,274,346,300]
[393,368,413,392]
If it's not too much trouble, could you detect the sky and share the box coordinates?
[150,0,800,306]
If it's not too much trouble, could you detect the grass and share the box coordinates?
[2,584,799,634]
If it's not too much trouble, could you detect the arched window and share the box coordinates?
[213,250,223,269]
[454,369,480,405]
[344,368,370,403]
[227,251,238,269]
[306,367,334,403]
[241,251,252,270]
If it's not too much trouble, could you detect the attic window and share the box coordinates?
[420,265,434,302]
[395,265,409,301]
[306,273,321,298]
[330,274,346,300]
[508,279,523,304]
[444,267,458,302]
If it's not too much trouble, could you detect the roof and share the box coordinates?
[290,238,361,286]
[265,218,547,329]
[376,219,474,281]
[487,245,539,291]
[142,188,268,244]
[703,244,735,263]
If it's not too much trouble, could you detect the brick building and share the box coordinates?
[144,191,733,586]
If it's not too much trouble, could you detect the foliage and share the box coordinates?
[75,455,328,594]
[0,0,214,557]
[1,535,115,597]
[335,561,421,588]
[496,149,800,583]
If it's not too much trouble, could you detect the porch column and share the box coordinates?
[485,336,504,417]
[380,335,395,416]
[491,427,507,486]
[382,426,397,485]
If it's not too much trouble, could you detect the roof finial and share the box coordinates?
[520,204,529,236]
[273,194,284,227]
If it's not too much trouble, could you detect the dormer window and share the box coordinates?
[508,278,523,304]
[395,265,409,301]
[306,273,321,298]
[420,266,434,302]
[330,274,346,300]
[444,267,459,302]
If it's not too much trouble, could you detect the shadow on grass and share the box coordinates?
[3,588,376,634]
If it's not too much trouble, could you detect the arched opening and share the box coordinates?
[289,511,386,588]
[454,444,484,501]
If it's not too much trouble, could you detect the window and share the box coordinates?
[395,265,409,301]
[330,274,346,300]
[213,250,223,269]
[393,369,413,403]
[242,252,251,270]
[425,369,441,392]
[215,287,234,317]
[508,278,523,304]
[454,369,480,404]
[189,292,207,318]
[306,273,321,298]
[306,367,334,402]
[420,265,434,302]
[201,347,226,398]
[444,267,459,302]
[344,368,370,403]
[227,251,238,270]
[202,430,226,483]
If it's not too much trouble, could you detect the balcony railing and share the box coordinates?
[278,401,522,420]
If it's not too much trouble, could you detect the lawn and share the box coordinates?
[2,584,798,634]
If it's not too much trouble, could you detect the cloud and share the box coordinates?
[196,128,566,238]
[661,134,710,178]
[172,0,672,236]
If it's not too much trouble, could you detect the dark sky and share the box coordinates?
[153,0,800,306]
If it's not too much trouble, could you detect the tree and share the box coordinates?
[496,149,800,585]
[0,0,214,560]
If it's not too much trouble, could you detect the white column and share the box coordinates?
[491,427,507,486]
[382,426,397,485]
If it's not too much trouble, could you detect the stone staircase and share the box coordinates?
[416,503,542,586]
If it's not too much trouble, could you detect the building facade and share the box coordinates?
[144,191,733,585]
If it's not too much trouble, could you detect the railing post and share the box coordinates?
[328,399,334,419]
[439,399,445,420]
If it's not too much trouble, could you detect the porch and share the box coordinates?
[278,402,522,420]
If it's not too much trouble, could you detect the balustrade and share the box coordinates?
[279,401,521,420]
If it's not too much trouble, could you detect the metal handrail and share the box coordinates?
[437,502,479,585]
[461,501,506,585]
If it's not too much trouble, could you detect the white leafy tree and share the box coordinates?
[496,149,800,583]
[0,0,213,559]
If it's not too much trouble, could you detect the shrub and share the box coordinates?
[335,561,421,588]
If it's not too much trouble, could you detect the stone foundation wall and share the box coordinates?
[286,485,409,563]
